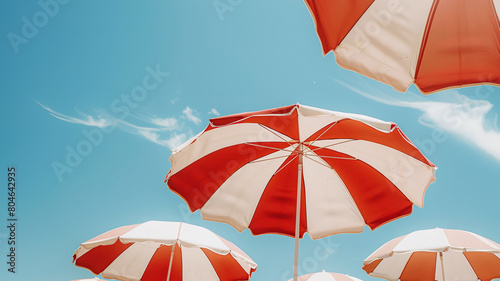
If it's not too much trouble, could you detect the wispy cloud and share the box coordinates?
[37,102,112,128]
[208,108,220,116]
[138,130,187,149]
[150,117,179,130]
[183,106,201,125]
[37,102,199,149]
[336,81,500,161]
[115,119,161,132]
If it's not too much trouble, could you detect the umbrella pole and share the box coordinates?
[439,252,445,281]
[166,223,183,281]
[293,143,304,281]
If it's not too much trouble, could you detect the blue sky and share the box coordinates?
[2,1,500,281]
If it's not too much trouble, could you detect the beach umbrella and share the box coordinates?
[362,228,500,281]
[165,104,436,281]
[304,0,500,94]
[292,270,363,281]
[73,221,257,281]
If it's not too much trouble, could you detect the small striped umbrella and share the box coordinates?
[363,228,500,281]
[291,271,363,281]
[73,221,257,281]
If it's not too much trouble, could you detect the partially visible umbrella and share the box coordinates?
[291,271,363,281]
[165,104,436,281]
[363,228,500,281]
[72,279,106,281]
[73,221,257,281]
[304,0,500,94]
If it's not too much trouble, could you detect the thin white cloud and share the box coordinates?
[117,120,161,132]
[165,133,188,149]
[335,81,500,161]
[208,108,220,116]
[150,117,178,130]
[122,114,179,132]
[37,101,197,149]
[37,102,112,128]
[409,98,500,161]
[183,106,201,125]
[138,130,187,149]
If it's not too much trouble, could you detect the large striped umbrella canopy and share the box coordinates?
[165,104,436,281]
[304,0,500,94]
[292,271,363,281]
[363,228,500,281]
[73,221,257,281]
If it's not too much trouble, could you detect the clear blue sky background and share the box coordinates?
[2,1,500,281]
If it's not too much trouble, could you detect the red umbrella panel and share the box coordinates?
[304,0,500,94]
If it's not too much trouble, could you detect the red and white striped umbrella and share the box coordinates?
[363,228,500,281]
[165,104,436,281]
[304,0,500,94]
[292,271,363,281]
[73,221,257,281]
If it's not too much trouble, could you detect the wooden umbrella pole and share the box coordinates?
[294,144,304,281]
[167,222,183,281]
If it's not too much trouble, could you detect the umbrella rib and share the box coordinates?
[303,154,334,170]
[245,140,299,174]
[245,142,295,153]
[250,154,291,164]
[258,124,296,146]
[302,154,357,170]
[244,142,297,165]
[308,154,358,161]
[309,139,357,151]
[308,121,338,147]
[305,141,358,162]
[274,154,299,175]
